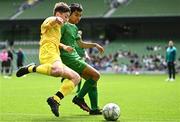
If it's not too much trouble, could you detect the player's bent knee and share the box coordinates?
[93,71,100,81]
[75,75,81,85]
[72,73,81,85]
[51,67,64,77]
[51,71,60,77]
[77,75,81,83]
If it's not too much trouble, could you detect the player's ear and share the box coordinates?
[55,12,60,16]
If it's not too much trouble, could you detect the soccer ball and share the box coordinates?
[102,103,120,121]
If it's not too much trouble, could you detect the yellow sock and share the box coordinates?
[28,64,52,75]
[52,79,75,104]
[28,65,35,73]
[59,79,75,96]
[53,95,61,103]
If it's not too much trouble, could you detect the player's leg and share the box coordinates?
[41,61,63,117]
[16,63,53,77]
[58,60,90,112]
[62,78,82,93]
[77,64,99,98]
[47,61,81,117]
[63,60,91,112]
[16,42,61,77]
[83,65,102,115]
[88,82,101,115]
[16,57,60,77]
[75,64,102,115]
[60,76,81,93]
[52,61,80,100]
[54,64,91,111]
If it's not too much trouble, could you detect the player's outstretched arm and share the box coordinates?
[77,40,104,54]
[95,43,104,54]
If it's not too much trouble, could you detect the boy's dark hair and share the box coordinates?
[69,3,83,14]
[53,2,70,15]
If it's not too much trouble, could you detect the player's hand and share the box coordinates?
[56,17,64,24]
[95,44,104,54]
[64,46,74,53]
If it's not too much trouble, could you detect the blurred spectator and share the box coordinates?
[0,49,8,75]
[85,40,178,74]
[13,48,25,69]
[7,48,13,76]
[146,45,162,52]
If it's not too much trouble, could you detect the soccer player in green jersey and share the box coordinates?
[60,3,104,115]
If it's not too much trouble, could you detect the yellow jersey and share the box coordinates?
[39,16,62,64]
[40,16,61,46]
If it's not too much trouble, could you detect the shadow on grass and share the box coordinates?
[31,114,105,122]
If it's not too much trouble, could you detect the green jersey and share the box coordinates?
[75,46,85,58]
[166,46,177,62]
[60,22,82,63]
[60,22,87,74]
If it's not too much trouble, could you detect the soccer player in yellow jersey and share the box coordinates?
[16,2,81,117]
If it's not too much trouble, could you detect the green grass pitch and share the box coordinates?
[0,74,180,122]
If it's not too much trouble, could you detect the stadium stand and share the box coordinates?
[1,0,180,20]
[17,0,180,19]
[16,0,108,19]
[0,0,24,20]
[112,0,180,17]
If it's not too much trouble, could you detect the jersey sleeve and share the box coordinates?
[41,17,57,34]
[43,17,57,28]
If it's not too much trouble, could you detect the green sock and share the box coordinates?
[76,80,82,93]
[88,86,98,110]
[77,79,95,98]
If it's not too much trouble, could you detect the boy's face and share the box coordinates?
[56,12,70,23]
[69,11,82,24]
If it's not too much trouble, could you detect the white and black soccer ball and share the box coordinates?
[102,103,120,121]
